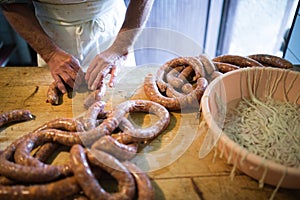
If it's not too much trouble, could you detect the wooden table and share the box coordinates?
[0,66,299,200]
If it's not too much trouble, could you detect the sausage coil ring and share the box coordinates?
[111,100,170,142]
[156,56,205,93]
[144,74,208,111]
[123,161,155,200]
[71,144,135,200]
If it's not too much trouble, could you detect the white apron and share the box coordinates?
[33,0,135,72]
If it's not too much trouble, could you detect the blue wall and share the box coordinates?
[284,2,300,65]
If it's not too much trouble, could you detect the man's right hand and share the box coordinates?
[47,50,84,94]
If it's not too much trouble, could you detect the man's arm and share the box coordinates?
[1,4,83,93]
[1,4,58,63]
[85,0,154,90]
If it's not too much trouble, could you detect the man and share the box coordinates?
[1,0,154,93]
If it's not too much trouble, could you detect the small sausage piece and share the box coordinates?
[91,135,137,160]
[123,161,155,200]
[213,61,240,73]
[0,110,34,127]
[212,54,264,67]
[0,177,80,200]
[71,145,135,200]
[46,81,61,105]
[247,54,293,69]
[198,54,217,76]
[83,85,106,109]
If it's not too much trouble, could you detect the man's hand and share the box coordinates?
[85,48,126,90]
[48,50,84,94]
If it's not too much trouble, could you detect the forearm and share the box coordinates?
[111,0,154,54]
[1,4,59,63]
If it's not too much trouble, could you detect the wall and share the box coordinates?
[284,2,300,64]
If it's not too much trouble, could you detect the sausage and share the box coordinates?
[208,71,223,83]
[156,56,205,92]
[13,131,72,177]
[198,54,217,76]
[166,84,184,98]
[33,142,60,162]
[113,100,170,142]
[181,83,194,94]
[155,64,169,93]
[0,110,34,127]
[34,118,82,132]
[213,61,239,73]
[247,54,293,69]
[177,65,195,83]
[81,101,106,131]
[83,85,106,109]
[46,81,61,105]
[0,176,80,200]
[0,176,15,186]
[91,135,137,160]
[0,135,62,183]
[122,161,155,200]
[212,54,264,67]
[144,74,208,110]
[166,66,185,88]
[71,145,135,200]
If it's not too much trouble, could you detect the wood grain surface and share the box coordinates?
[0,66,299,200]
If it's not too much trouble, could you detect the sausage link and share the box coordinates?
[166,66,185,88]
[177,65,195,82]
[181,83,194,94]
[155,65,169,93]
[209,71,223,83]
[213,61,239,73]
[156,57,205,92]
[0,176,80,200]
[33,142,60,162]
[166,84,184,98]
[81,101,106,131]
[0,110,34,127]
[123,161,155,200]
[34,118,82,132]
[46,81,61,105]
[247,54,293,69]
[84,85,106,109]
[0,176,15,186]
[0,135,62,183]
[144,74,208,110]
[198,54,217,76]
[91,135,137,160]
[14,131,72,176]
[212,54,264,67]
[113,100,170,142]
[71,145,135,200]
